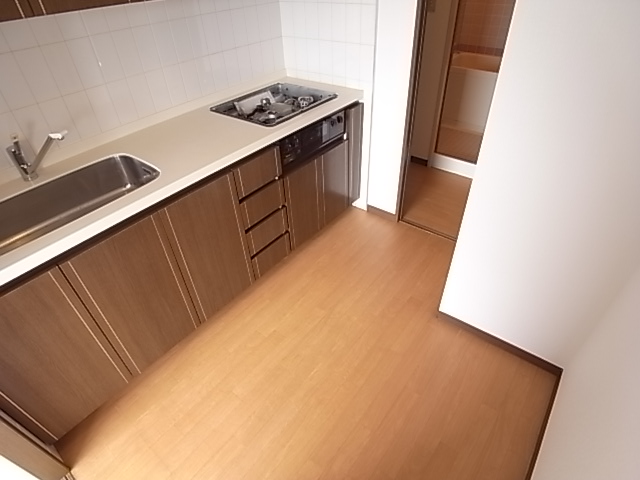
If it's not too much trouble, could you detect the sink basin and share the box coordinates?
[0,155,160,256]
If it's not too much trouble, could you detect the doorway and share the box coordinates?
[398,0,515,239]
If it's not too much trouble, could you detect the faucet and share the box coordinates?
[7,131,67,181]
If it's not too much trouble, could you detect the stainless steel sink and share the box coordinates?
[0,155,160,256]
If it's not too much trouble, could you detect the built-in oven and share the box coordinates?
[279,111,346,168]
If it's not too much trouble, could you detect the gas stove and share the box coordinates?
[210,83,337,127]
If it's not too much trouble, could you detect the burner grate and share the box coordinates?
[210,83,338,127]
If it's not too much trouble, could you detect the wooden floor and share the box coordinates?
[57,209,557,480]
[402,162,472,239]
[436,124,483,163]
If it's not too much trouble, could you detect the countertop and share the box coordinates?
[0,77,363,288]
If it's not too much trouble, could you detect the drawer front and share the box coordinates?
[240,179,286,229]
[232,147,281,199]
[251,233,291,279]
[247,207,288,256]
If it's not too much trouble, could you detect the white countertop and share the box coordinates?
[0,77,363,288]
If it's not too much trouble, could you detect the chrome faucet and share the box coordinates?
[6,131,67,181]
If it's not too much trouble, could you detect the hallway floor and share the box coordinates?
[402,162,472,239]
[57,209,557,480]
[436,124,483,163]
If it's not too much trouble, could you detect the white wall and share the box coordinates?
[531,262,640,479]
[278,0,377,207]
[440,0,640,366]
[0,456,38,480]
[0,0,284,182]
[366,0,418,214]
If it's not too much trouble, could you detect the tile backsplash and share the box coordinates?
[279,0,376,90]
[0,0,284,181]
[0,0,377,198]
[279,0,377,208]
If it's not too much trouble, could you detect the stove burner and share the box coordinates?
[210,83,338,127]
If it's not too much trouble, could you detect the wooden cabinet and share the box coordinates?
[159,172,254,323]
[0,0,33,21]
[251,233,291,279]
[320,141,350,226]
[61,215,199,375]
[0,268,130,443]
[284,157,322,249]
[27,0,127,16]
[239,179,286,230]
[246,208,288,256]
[232,147,291,279]
[346,103,364,204]
[285,140,350,249]
[0,104,364,445]
[231,147,282,199]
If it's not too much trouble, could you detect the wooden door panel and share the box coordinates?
[321,141,349,226]
[231,147,281,199]
[239,179,286,229]
[0,268,130,443]
[284,158,321,249]
[346,103,364,204]
[62,215,198,375]
[0,0,32,21]
[246,207,288,256]
[251,233,290,279]
[36,0,125,15]
[161,173,253,322]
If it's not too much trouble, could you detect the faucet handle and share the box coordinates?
[10,133,22,155]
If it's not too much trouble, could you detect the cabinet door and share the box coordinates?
[61,215,199,375]
[0,0,32,21]
[160,172,254,323]
[32,0,125,15]
[284,157,322,249]
[346,103,364,204]
[320,141,350,226]
[0,268,130,443]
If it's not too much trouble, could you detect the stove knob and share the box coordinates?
[330,119,336,127]
[336,115,344,124]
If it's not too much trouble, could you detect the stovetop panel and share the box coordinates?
[210,83,338,127]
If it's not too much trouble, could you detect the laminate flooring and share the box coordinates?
[402,163,472,239]
[57,209,557,480]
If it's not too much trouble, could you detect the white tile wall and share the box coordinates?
[279,0,375,88]
[0,0,284,180]
[279,0,377,207]
[0,0,376,201]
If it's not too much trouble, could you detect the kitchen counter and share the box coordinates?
[0,77,363,288]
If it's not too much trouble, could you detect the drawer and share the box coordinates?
[232,147,281,199]
[247,207,288,256]
[251,233,291,279]
[240,179,286,229]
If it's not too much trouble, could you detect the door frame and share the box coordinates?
[395,0,461,221]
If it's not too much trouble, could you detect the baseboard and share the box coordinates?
[437,311,562,480]
[437,312,562,376]
[526,375,561,480]
[366,205,396,222]
[431,153,476,179]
